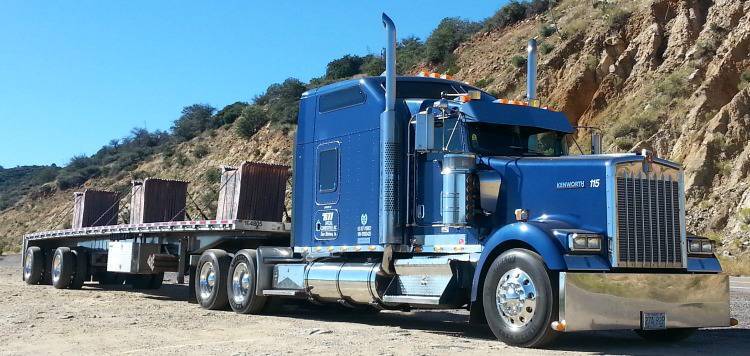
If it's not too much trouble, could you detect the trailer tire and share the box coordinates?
[69,249,88,289]
[23,246,44,284]
[482,248,558,348]
[52,247,75,289]
[227,251,267,314]
[195,249,231,310]
[634,328,696,342]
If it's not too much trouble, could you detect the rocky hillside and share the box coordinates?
[0,124,294,253]
[1,0,748,270]
[454,0,750,260]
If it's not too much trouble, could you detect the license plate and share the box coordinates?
[641,312,667,330]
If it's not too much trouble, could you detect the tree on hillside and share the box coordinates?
[361,54,386,76]
[254,78,307,125]
[425,18,481,69]
[325,55,365,80]
[397,36,426,74]
[484,0,551,32]
[236,105,268,138]
[171,104,216,141]
[215,101,248,126]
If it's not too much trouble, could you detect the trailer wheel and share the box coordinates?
[634,328,696,342]
[51,247,75,289]
[227,251,267,314]
[195,249,231,310]
[482,248,558,348]
[23,246,44,284]
[69,249,88,289]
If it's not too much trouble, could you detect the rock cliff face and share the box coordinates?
[454,0,750,254]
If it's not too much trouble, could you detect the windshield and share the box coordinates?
[467,123,567,157]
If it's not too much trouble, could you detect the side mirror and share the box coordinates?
[591,131,603,155]
[415,112,436,152]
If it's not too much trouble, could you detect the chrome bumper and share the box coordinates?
[559,272,730,331]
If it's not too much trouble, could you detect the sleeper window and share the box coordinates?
[318,149,338,192]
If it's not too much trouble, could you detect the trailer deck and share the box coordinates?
[23,219,290,241]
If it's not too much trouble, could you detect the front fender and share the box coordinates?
[471,222,566,302]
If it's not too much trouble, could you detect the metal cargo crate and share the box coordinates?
[129,178,189,224]
[216,162,290,222]
[72,189,120,228]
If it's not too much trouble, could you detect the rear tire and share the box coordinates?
[52,247,75,289]
[482,248,558,348]
[69,249,88,289]
[635,328,696,342]
[23,246,44,284]
[195,249,231,310]
[227,251,267,314]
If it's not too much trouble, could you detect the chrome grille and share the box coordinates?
[614,163,684,268]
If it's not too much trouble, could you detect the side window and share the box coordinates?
[318,148,338,192]
[319,85,366,113]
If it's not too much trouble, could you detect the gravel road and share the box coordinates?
[1,254,748,355]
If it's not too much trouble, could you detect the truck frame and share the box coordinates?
[19,14,735,348]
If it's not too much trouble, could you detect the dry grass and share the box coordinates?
[720,254,750,276]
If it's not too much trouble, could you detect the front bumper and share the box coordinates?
[559,272,730,331]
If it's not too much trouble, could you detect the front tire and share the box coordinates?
[23,246,44,284]
[482,249,558,348]
[635,328,696,342]
[195,249,231,310]
[51,247,75,289]
[227,251,267,314]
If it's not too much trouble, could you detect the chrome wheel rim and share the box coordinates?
[52,252,62,284]
[231,262,252,304]
[23,250,33,279]
[198,261,216,301]
[495,268,537,329]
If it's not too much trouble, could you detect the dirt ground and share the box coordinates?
[1,254,748,356]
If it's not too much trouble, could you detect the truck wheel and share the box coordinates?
[195,249,231,310]
[482,248,558,348]
[227,251,267,314]
[51,247,75,289]
[69,249,88,289]
[635,328,696,342]
[23,246,44,284]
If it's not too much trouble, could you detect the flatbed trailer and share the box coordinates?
[19,13,736,349]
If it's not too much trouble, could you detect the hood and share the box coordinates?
[479,153,667,232]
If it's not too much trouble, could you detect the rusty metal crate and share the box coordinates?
[129,178,189,224]
[72,189,120,228]
[216,162,290,222]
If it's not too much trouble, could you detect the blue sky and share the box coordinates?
[0,1,505,168]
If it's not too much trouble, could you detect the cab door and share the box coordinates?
[313,141,340,240]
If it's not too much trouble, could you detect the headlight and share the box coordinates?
[688,237,714,255]
[568,233,603,253]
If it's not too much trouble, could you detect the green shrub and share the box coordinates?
[174,152,189,167]
[539,24,556,37]
[425,17,481,66]
[656,68,691,99]
[475,77,495,88]
[396,36,426,74]
[325,55,364,80]
[361,55,385,76]
[540,43,555,54]
[203,168,221,185]
[171,104,216,141]
[484,1,529,31]
[254,78,306,125]
[739,69,750,91]
[740,208,750,225]
[236,105,268,138]
[605,7,631,31]
[214,101,248,126]
[511,55,527,68]
[193,144,209,159]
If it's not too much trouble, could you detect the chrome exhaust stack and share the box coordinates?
[527,38,538,101]
[379,13,402,246]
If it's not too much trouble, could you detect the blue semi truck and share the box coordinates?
[20,14,735,347]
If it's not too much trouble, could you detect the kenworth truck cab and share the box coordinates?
[19,13,734,348]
